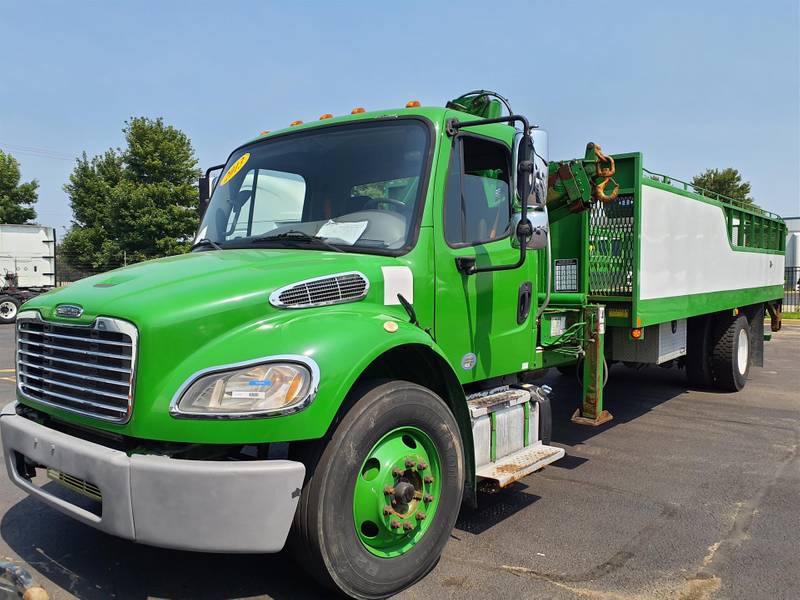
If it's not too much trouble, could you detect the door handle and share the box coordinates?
[517,281,532,324]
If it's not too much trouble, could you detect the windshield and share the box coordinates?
[198,119,430,253]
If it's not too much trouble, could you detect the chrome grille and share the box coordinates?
[269,271,369,309]
[16,311,137,423]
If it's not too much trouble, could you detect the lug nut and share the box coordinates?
[424,475,434,484]
[390,520,401,530]
[417,461,428,470]
[416,512,426,521]
[423,494,433,503]
[405,459,416,469]
[402,522,414,531]
[383,506,393,515]
[383,485,395,495]
[392,468,404,477]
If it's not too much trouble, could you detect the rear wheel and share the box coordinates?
[711,314,750,392]
[686,316,713,388]
[290,381,464,599]
[0,296,19,324]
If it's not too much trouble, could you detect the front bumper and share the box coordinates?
[0,403,305,553]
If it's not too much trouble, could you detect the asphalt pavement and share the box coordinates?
[0,322,798,600]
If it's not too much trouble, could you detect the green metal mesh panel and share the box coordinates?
[589,194,635,296]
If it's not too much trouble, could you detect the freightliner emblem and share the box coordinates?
[56,304,84,318]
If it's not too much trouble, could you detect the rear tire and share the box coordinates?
[710,314,750,392]
[0,296,20,324]
[686,315,713,388]
[290,380,464,599]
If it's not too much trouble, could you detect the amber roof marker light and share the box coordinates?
[351,107,366,114]
[290,120,304,127]
[319,113,333,120]
[405,100,421,108]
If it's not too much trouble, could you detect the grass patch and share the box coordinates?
[780,312,800,319]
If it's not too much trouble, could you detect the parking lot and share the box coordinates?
[0,323,798,600]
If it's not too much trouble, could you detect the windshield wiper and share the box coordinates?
[250,230,345,253]
[191,238,223,251]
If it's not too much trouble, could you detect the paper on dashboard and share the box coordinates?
[317,220,368,245]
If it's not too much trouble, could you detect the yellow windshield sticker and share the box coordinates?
[220,153,250,186]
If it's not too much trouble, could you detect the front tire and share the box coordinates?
[711,314,751,392]
[290,381,464,599]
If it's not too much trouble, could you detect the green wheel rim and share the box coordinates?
[353,426,442,558]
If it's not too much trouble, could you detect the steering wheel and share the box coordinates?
[364,197,407,212]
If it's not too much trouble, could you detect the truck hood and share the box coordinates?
[23,248,393,327]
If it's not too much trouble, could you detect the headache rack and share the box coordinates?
[16,312,138,423]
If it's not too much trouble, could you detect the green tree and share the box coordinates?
[691,168,755,207]
[0,150,38,223]
[61,117,199,273]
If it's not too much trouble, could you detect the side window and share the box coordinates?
[444,136,511,246]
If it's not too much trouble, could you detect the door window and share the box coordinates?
[444,136,512,246]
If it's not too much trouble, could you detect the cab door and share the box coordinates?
[433,131,536,384]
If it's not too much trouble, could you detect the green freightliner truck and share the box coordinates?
[3,91,786,598]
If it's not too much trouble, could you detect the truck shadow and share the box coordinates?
[0,494,329,600]
[0,366,692,599]
[455,483,540,536]
[542,364,692,449]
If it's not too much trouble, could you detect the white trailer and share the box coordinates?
[0,224,56,323]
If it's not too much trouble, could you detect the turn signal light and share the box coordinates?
[290,120,303,126]
[405,100,421,108]
[351,107,366,114]
[631,328,643,340]
[319,113,333,120]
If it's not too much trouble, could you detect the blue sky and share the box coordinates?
[2,0,798,235]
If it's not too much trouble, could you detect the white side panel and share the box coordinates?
[639,186,784,300]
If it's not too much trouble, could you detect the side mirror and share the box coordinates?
[511,208,549,250]
[198,164,225,221]
[198,175,212,220]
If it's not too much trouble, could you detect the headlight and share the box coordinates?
[172,359,317,418]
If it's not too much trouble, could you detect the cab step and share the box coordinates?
[475,443,565,488]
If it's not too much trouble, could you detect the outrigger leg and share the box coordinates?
[572,304,613,426]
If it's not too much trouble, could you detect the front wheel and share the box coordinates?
[290,381,464,599]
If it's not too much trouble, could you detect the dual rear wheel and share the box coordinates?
[687,312,751,392]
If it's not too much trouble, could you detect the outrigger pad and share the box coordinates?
[570,408,613,427]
